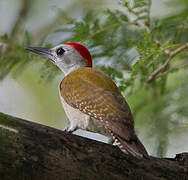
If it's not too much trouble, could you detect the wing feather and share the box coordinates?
[60,68,134,139]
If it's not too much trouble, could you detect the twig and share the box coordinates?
[134,20,151,33]
[123,0,155,34]
[147,43,188,82]
[158,62,188,77]
[153,39,171,55]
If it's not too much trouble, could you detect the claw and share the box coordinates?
[63,125,77,133]
[64,126,72,133]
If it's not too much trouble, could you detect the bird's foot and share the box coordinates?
[64,126,73,133]
[63,125,77,133]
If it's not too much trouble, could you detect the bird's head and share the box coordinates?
[25,43,92,75]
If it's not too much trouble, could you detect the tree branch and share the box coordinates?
[147,43,188,82]
[160,61,188,76]
[0,112,188,180]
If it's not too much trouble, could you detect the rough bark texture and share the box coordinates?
[0,112,188,180]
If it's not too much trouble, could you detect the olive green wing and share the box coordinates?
[60,67,134,140]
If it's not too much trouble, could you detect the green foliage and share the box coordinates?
[0,0,188,157]
[121,0,151,23]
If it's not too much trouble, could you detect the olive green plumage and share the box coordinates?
[60,67,148,158]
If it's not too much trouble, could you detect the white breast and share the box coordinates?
[60,93,90,131]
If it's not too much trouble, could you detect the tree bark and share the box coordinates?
[0,112,188,180]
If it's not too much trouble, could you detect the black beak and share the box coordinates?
[25,47,55,62]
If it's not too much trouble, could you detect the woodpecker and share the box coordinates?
[25,43,148,158]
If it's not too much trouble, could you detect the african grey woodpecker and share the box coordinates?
[25,43,148,158]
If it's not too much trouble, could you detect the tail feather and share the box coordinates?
[115,134,149,158]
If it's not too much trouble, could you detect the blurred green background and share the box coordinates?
[0,0,188,157]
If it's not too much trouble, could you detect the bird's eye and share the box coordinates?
[56,47,65,56]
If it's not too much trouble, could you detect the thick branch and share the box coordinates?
[0,112,188,180]
[147,43,188,82]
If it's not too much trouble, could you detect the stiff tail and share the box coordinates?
[115,134,149,158]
